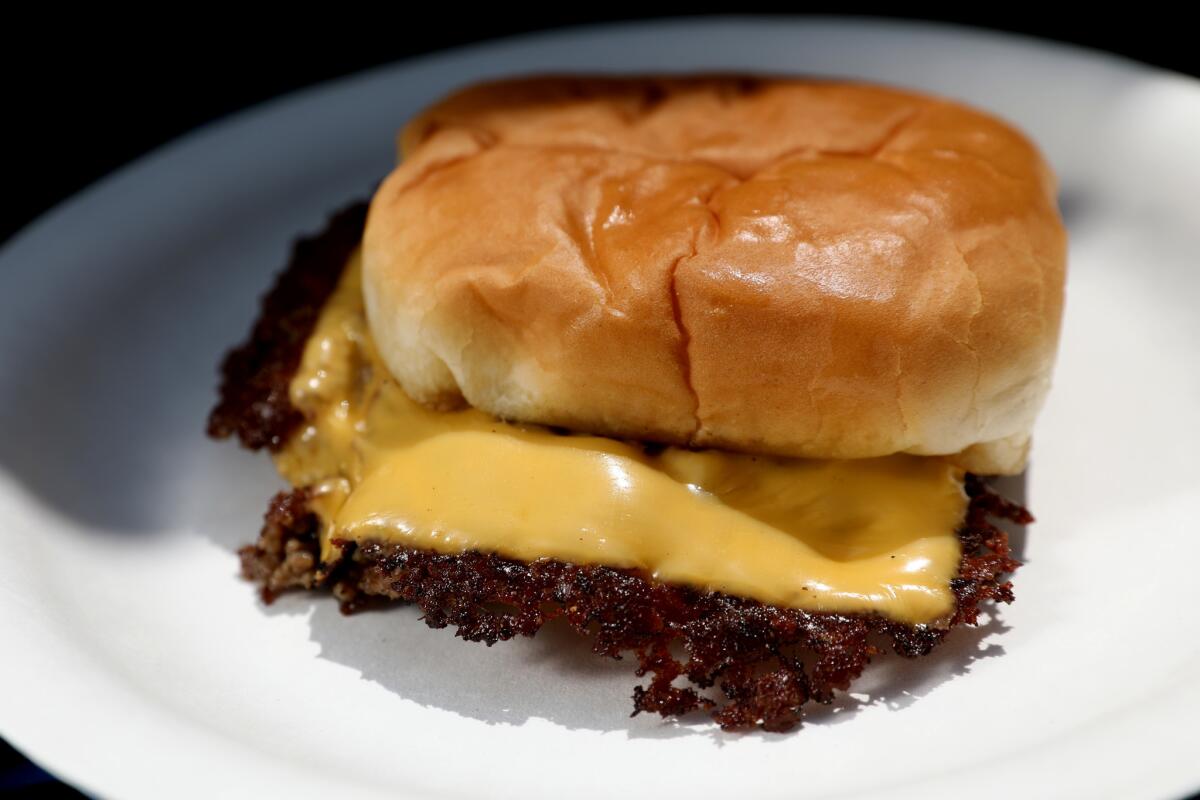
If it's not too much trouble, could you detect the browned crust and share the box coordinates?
[206,201,369,451]
[239,479,1024,732]
[214,201,1028,732]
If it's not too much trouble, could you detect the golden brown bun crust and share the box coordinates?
[363,76,1066,474]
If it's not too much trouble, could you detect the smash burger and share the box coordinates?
[209,76,1064,731]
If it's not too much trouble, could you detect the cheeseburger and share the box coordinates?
[209,76,1064,731]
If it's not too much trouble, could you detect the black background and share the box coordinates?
[2,10,1198,800]
[2,11,1198,248]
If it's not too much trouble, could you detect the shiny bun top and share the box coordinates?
[363,76,1066,474]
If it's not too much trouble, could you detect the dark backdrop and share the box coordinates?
[2,12,1195,248]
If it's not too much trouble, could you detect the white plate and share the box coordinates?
[2,17,1198,800]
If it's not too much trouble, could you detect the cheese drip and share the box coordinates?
[275,252,968,624]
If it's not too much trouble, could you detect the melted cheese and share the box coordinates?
[275,252,968,624]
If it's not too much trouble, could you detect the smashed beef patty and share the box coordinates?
[208,202,1026,732]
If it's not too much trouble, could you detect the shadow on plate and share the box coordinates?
[255,539,1019,742]
[0,176,376,534]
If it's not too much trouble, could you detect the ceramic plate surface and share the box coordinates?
[2,17,1198,800]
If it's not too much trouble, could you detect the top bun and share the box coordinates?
[363,76,1066,474]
